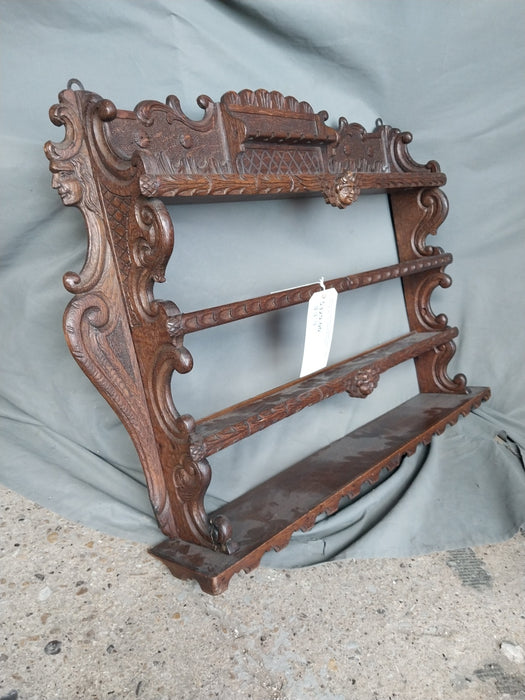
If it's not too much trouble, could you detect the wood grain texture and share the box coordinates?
[151,388,491,595]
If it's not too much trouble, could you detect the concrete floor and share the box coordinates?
[1,483,524,700]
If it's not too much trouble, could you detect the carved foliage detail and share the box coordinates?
[46,87,183,537]
[345,368,380,398]
[144,342,231,549]
[129,94,228,176]
[330,118,387,174]
[130,197,173,320]
[63,286,177,536]
[45,89,107,295]
[387,127,441,175]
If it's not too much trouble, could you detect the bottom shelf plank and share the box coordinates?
[150,387,490,594]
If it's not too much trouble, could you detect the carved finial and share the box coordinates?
[210,514,239,554]
[97,99,117,122]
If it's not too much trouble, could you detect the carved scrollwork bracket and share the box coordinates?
[171,415,237,552]
[413,188,449,257]
[421,342,467,394]
[386,127,441,175]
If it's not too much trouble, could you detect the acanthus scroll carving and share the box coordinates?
[413,188,449,257]
[162,300,194,374]
[170,415,236,551]
[64,287,178,536]
[45,89,108,295]
[388,128,441,175]
[425,341,467,394]
[142,355,224,547]
[130,197,174,322]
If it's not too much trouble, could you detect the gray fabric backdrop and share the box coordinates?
[0,0,524,567]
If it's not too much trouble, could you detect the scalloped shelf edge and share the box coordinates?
[150,386,490,594]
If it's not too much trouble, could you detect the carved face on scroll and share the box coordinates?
[50,158,83,206]
[49,155,101,217]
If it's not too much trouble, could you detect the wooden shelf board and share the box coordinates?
[194,328,458,457]
[140,171,446,200]
[151,386,490,594]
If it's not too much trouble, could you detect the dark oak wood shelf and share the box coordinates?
[46,84,490,593]
[152,387,490,595]
[140,170,447,200]
[194,329,459,457]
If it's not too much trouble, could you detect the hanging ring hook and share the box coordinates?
[67,78,85,91]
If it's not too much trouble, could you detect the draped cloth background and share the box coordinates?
[0,0,523,567]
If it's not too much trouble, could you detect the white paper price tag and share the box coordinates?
[300,286,338,377]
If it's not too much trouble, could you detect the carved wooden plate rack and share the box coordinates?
[45,81,490,595]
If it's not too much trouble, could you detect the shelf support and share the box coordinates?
[389,187,467,393]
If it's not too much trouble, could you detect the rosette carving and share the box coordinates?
[47,83,484,589]
[345,368,380,398]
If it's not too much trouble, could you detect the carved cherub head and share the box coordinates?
[335,171,360,207]
[323,171,360,209]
